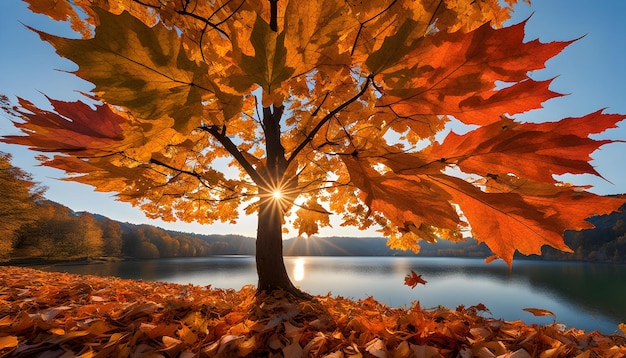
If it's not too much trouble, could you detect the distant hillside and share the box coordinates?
[83,202,626,262]
[91,213,490,257]
[284,236,403,256]
[91,213,255,254]
[169,231,256,255]
[282,236,490,257]
[9,199,624,263]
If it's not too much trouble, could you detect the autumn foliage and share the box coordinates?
[1,0,625,294]
[0,152,45,260]
[1,266,625,357]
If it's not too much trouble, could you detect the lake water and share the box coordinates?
[39,256,625,334]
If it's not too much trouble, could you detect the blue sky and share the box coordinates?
[1,1,625,238]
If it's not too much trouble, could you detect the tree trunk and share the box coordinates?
[255,194,306,297]
[254,104,308,298]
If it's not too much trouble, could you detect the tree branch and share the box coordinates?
[269,0,279,32]
[286,75,374,167]
[350,0,398,56]
[263,104,285,175]
[175,9,230,39]
[199,125,265,187]
[131,0,230,39]
[427,0,444,28]
[148,158,216,190]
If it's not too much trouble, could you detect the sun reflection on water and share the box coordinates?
[293,257,305,281]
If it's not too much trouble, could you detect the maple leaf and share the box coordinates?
[22,0,92,37]
[426,175,625,264]
[404,270,427,289]
[374,20,572,128]
[341,154,460,233]
[522,307,556,318]
[283,0,354,75]
[32,8,242,133]
[293,198,332,237]
[429,112,623,183]
[3,97,127,154]
[228,13,294,104]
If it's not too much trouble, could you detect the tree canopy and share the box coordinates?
[2,0,624,292]
[0,151,45,260]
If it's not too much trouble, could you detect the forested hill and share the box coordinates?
[4,200,625,263]
[282,236,491,257]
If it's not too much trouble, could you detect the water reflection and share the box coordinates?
[281,257,623,333]
[293,257,305,281]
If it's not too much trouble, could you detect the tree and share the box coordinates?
[2,0,624,295]
[121,227,161,259]
[77,213,104,258]
[0,151,45,260]
[12,202,104,259]
[100,217,124,257]
[12,202,59,258]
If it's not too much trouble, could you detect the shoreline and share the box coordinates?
[0,256,126,267]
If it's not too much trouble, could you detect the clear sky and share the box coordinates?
[1,1,625,238]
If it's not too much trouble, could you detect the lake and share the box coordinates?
[38,256,625,334]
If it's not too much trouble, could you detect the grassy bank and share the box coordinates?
[0,266,624,357]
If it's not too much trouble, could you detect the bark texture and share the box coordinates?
[255,195,308,298]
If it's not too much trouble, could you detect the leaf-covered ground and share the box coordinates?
[0,266,624,357]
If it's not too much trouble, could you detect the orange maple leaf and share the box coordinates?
[374,20,573,127]
[522,307,556,317]
[429,112,623,183]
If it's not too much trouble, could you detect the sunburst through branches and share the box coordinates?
[272,189,283,200]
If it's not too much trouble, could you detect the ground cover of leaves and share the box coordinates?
[0,266,624,357]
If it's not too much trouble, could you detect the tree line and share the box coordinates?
[0,152,45,260]
[0,152,233,261]
[3,199,225,261]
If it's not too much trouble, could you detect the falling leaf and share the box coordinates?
[404,270,427,289]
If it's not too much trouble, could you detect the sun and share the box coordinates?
[272,190,283,200]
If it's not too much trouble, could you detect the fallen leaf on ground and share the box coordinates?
[522,307,556,317]
[1,266,624,357]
